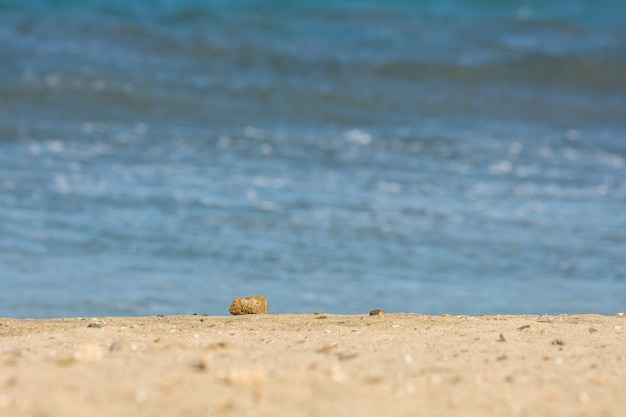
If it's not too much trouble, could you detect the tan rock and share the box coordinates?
[229,295,269,315]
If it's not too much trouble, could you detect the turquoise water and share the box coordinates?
[1,1,625,317]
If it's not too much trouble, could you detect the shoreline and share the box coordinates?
[1,313,624,416]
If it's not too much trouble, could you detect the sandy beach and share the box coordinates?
[1,313,624,417]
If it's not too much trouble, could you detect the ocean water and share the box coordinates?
[1,0,625,318]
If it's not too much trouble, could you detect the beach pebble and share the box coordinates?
[369,309,385,317]
[229,295,269,315]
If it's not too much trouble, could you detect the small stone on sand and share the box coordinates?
[369,309,385,317]
[229,295,269,315]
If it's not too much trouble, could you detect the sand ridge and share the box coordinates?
[1,313,624,416]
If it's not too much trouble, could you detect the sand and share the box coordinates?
[1,313,624,417]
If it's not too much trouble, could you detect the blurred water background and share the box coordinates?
[1,0,625,318]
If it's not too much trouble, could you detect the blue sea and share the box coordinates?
[1,0,625,318]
